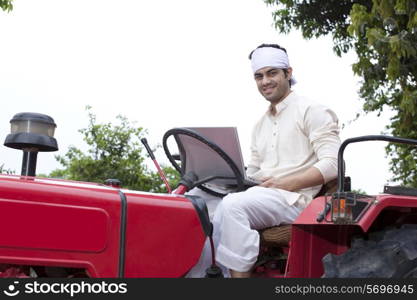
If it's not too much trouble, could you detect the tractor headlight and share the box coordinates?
[11,118,55,137]
[5,112,58,152]
[4,112,58,177]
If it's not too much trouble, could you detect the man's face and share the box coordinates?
[254,67,292,104]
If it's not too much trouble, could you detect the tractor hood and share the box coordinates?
[0,175,206,277]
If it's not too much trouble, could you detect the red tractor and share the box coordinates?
[1,113,417,278]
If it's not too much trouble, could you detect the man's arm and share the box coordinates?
[260,166,324,192]
[261,104,340,192]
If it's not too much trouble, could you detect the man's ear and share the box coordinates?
[286,67,293,80]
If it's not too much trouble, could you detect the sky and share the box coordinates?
[0,0,396,194]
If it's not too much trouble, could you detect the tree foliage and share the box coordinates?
[265,0,417,186]
[0,0,13,12]
[0,164,15,175]
[50,108,180,193]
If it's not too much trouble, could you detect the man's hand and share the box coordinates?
[259,167,325,192]
[259,176,296,191]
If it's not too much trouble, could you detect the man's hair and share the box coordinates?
[249,43,291,87]
[248,43,287,60]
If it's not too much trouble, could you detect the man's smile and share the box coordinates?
[262,86,276,94]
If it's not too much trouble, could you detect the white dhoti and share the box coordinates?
[185,186,303,277]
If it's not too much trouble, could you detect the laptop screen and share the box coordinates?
[178,127,246,185]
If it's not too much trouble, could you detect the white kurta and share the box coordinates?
[186,91,340,276]
[247,91,340,207]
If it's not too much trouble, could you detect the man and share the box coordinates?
[187,43,340,278]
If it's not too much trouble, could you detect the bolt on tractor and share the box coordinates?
[1,113,417,278]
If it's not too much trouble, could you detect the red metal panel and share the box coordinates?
[294,196,331,225]
[123,191,206,278]
[286,225,350,277]
[296,194,417,230]
[0,175,211,277]
[0,200,108,252]
[287,196,360,277]
[0,175,122,277]
[287,194,417,277]
[358,194,417,231]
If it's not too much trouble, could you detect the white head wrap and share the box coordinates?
[250,46,297,85]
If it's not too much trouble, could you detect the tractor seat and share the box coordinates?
[259,178,341,247]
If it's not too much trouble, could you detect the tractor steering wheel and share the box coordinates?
[162,128,246,196]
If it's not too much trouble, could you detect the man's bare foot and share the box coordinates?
[230,270,251,278]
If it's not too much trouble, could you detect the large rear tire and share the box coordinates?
[322,224,417,278]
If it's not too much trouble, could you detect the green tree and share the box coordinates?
[264,0,417,186]
[50,107,180,193]
[0,163,15,175]
[0,0,13,12]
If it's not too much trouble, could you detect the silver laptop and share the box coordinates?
[176,127,261,187]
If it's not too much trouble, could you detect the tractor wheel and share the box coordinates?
[322,224,417,278]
